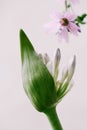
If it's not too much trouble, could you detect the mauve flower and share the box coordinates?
[45,11,80,42]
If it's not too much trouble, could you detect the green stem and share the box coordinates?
[44,107,63,130]
[65,0,71,11]
[65,0,68,11]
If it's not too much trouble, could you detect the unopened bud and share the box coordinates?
[20,29,57,112]
[53,48,61,81]
[67,55,76,82]
[61,66,68,83]
[44,53,50,64]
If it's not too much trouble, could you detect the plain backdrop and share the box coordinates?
[0,0,87,130]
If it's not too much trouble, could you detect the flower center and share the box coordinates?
[60,18,69,26]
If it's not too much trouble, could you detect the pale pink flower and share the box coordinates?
[45,11,80,42]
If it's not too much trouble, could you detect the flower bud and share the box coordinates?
[56,56,76,102]
[53,48,61,81]
[67,55,76,82]
[61,66,68,83]
[46,61,53,75]
[38,53,43,61]
[44,53,50,64]
[20,29,57,112]
[20,29,76,110]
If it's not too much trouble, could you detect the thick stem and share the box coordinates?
[44,107,63,130]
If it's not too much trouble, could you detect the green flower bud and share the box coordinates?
[20,29,57,112]
[19,29,76,130]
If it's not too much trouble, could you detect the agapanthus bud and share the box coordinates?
[53,48,61,81]
[20,29,57,112]
[67,55,76,82]
[61,66,68,83]
[44,53,50,64]
[20,29,76,112]
[46,61,53,75]
[56,56,76,103]
[38,53,43,61]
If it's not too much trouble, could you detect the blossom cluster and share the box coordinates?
[39,49,76,103]
[45,0,87,42]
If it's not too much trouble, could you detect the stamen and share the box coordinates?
[60,18,69,26]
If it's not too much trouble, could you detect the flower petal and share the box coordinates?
[68,22,80,35]
[50,10,63,20]
[64,12,77,21]
[44,21,60,33]
[58,27,69,42]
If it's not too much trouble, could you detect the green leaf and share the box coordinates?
[20,29,57,112]
[76,13,87,24]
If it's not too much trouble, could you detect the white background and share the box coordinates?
[0,0,87,130]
